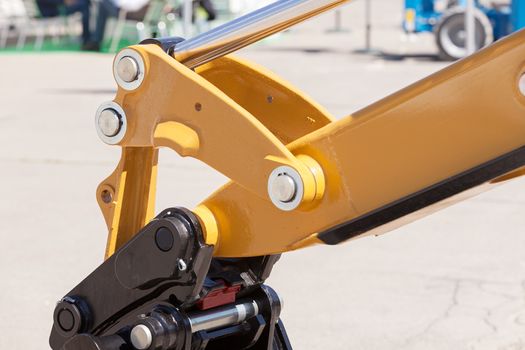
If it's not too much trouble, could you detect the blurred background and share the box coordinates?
[1,0,525,349]
[1,0,524,57]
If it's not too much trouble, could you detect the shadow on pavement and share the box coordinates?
[375,51,442,62]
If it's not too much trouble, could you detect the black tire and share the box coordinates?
[435,6,494,60]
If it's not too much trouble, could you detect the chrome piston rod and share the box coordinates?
[173,0,349,68]
[129,301,260,349]
[188,300,259,333]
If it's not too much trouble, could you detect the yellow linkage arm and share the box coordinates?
[98,45,334,258]
[98,30,525,259]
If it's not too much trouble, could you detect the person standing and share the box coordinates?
[36,0,91,46]
[195,0,216,21]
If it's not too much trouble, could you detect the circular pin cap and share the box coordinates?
[270,174,297,203]
[130,324,153,350]
[98,109,121,137]
[95,102,127,145]
[116,56,139,83]
[57,309,75,331]
[155,227,174,252]
[268,166,304,211]
[113,49,145,90]
[53,296,91,337]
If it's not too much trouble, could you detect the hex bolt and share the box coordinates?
[518,73,525,96]
[98,109,122,137]
[130,324,153,350]
[116,56,139,83]
[269,173,297,203]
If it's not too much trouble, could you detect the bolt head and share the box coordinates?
[130,324,153,350]
[116,56,139,83]
[270,174,297,203]
[98,109,121,137]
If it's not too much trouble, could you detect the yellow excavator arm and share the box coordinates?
[99,28,525,259]
[50,1,525,349]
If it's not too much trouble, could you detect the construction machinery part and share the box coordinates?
[50,0,525,349]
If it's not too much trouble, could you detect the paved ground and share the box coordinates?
[1,0,524,349]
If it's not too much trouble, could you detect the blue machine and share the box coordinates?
[403,0,525,59]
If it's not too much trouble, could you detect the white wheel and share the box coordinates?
[435,6,493,60]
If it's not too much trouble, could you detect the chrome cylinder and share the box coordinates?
[188,301,259,333]
[173,0,349,68]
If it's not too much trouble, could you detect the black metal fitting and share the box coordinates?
[53,296,91,337]
[50,208,214,350]
[49,207,291,350]
[191,285,289,350]
[127,286,290,350]
[133,305,190,350]
[140,37,185,56]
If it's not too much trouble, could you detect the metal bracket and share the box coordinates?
[96,45,333,257]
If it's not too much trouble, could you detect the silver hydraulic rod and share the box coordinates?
[188,301,259,333]
[173,0,350,68]
[130,296,284,350]
[129,301,260,349]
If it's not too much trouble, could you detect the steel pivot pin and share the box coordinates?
[116,56,139,83]
[268,166,304,211]
[270,174,296,203]
[98,109,121,137]
[113,49,145,90]
[95,102,127,145]
[130,324,153,350]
